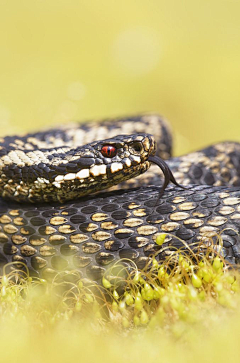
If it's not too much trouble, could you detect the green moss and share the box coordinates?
[0,242,239,362]
[0,241,239,334]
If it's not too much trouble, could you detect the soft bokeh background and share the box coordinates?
[0,0,240,154]
[1,2,240,361]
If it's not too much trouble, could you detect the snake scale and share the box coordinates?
[0,114,240,285]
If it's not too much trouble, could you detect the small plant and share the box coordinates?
[0,234,239,337]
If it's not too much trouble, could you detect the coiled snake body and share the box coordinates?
[0,115,240,284]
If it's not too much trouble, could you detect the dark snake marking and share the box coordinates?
[0,115,240,285]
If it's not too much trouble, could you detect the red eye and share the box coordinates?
[101,145,117,158]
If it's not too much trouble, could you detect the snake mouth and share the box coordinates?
[148,155,186,199]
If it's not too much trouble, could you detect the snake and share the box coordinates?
[0,114,240,285]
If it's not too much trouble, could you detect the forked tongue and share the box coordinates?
[148,155,186,210]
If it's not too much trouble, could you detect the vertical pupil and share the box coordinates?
[101,145,116,157]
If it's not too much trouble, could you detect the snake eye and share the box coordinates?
[101,145,117,158]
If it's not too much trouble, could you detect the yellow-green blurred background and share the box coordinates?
[1,2,240,360]
[0,0,240,155]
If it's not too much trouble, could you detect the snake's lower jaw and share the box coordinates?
[1,160,152,203]
[87,160,152,197]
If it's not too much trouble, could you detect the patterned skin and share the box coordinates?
[0,114,239,285]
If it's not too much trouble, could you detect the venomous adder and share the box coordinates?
[0,114,240,285]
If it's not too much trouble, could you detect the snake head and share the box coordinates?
[0,133,156,203]
[48,133,156,203]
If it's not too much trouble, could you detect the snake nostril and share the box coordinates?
[131,142,143,153]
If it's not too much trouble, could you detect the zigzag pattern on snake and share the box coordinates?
[0,114,240,285]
